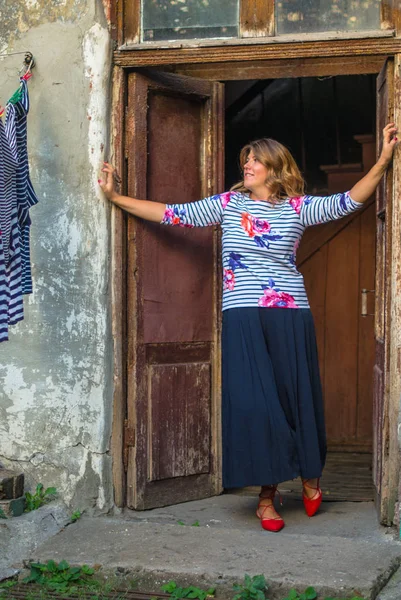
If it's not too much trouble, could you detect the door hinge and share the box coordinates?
[123,419,135,472]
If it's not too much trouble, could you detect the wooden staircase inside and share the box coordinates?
[320,134,376,193]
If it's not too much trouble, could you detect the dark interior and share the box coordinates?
[225,74,376,192]
[224,74,377,502]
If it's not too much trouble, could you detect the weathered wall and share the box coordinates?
[0,0,114,513]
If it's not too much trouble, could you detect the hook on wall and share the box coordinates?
[23,52,35,72]
[0,50,36,76]
[21,52,35,80]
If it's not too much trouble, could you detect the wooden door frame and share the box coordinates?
[110,52,401,526]
[385,54,401,525]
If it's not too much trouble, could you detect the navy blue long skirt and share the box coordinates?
[222,307,326,488]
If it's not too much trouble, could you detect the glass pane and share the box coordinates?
[142,0,239,41]
[276,0,381,34]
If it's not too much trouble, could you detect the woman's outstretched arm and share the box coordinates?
[300,122,398,227]
[99,162,166,222]
[349,122,397,203]
[99,162,228,227]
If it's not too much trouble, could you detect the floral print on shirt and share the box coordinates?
[240,212,283,249]
[163,206,194,227]
[289,239,300,266]
[339,194,348,211]
[289,196,312,215]
[258,278,298,308]
[228,251,248,272]
[223,268,235,291]
[220,192,232,209]
[223,252,249,291]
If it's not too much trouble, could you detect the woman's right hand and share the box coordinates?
[98,162,118,201]
[97,164,166,221]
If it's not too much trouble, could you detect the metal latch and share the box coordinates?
[361,289,375,317]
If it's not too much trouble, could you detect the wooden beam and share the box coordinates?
[114,35,400,69]
[388,53,401,525]
[226,80,272,121]
[110,66,127,508]
[124,0,140,45]
[392,0,401,36]
[240,0,274,38]
[171,55,386,81]
[381,0,401,35]
[210,81,225,496]
[109,0,121,44]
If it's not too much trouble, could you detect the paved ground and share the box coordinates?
[0,502,70,580]
[28,494,401,599]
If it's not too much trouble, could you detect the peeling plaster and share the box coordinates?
[0,1,89,49]
[83,22,111,191]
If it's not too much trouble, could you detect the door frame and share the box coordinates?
[110,52,401,525]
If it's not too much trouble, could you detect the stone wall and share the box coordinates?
[0,0,114,513]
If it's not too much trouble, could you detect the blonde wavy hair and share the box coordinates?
[231,138,305,200]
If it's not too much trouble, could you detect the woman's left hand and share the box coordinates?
[379,122,398,165]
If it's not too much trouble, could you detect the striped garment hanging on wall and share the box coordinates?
[0,75,38,342]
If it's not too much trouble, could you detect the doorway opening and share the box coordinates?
[224,74,376,502]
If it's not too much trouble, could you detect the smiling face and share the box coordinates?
[243,151,271,198]
[233,138,305,201]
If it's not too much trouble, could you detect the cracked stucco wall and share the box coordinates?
[0,1,114,513]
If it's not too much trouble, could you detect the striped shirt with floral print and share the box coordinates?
[161,191,362,311]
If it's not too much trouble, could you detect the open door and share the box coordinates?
[373,59,394,524]
[124,71,224,509]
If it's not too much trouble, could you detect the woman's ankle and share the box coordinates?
[302,477,318,487]
[260,484,277,499]
[302,478,320,499]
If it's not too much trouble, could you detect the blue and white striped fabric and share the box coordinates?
[0,117,23,342]
[0,111,18,266]
[161,191,363,310]
[5,79,39,295]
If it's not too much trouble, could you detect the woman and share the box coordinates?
[99,123,397,532]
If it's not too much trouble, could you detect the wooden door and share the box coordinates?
[298,137,376,452]
[125,71,224,509]
[373,59,394,523]
[299,203,376,451]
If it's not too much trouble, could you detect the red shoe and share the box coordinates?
[256,486,285,532]
[302,478,322,517]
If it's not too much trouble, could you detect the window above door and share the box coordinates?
[142,0,240,41]
[121,0,391,46]
[276,0,381,35]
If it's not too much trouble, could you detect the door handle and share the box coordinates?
[361,288,375,317]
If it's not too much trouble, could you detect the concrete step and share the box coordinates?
[30,495,401,600]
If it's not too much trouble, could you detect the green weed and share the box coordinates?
[24,484,57,512]
[71,509,82,522]
[23,560,99,594]
[283,589,317,600]
[283,589,365,600]
[161,580,215,600]
[233,574,268,600]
